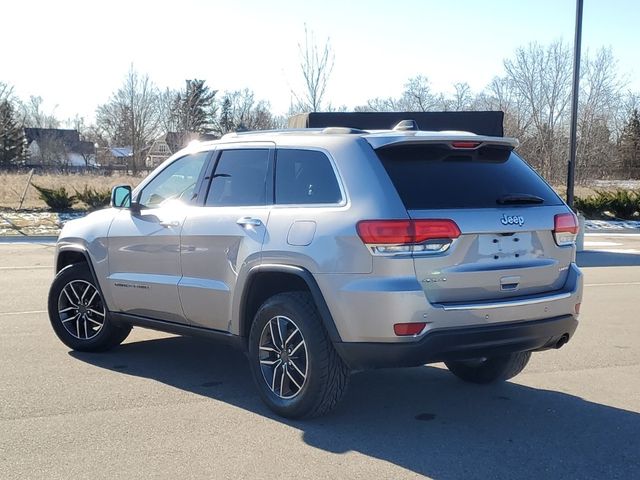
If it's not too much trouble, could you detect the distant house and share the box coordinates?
[146,132,218,168]
[24,128,96,169]
[97,146,133,170]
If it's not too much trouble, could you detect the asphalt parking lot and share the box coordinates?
[1,235,639,479]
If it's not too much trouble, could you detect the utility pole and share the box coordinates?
[566,0,584,208]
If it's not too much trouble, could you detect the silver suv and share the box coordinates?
[48,120,582,418]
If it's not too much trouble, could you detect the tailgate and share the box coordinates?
[374,140,575,305]
[409,207,573,303]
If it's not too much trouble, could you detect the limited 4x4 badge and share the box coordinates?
[500,214,525,226]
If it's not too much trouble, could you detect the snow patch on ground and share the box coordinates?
[590,180,640,190]
[585,219,640,231]
[0,211,85,236]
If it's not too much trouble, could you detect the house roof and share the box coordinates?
[110,147,133,158]
[24,128,96,155]
[24,128,80,145]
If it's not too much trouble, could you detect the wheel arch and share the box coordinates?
[56,247,90,273]
[55,245,109,309]
[238,264,342,344]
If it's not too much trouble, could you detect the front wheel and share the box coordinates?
[445,351,531,384]
[48,263,131,352]
[248,292,349,419]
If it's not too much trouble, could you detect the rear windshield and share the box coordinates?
[376,144,562,209]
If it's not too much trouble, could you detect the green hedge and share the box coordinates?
[34,184,111,212]
[74,186,112,210]
[33,185,76,211]
[574,190,640,220]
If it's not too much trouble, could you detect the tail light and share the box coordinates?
[450,141,481,149]
[356,219,460,255]
[554,213,579,246]
[394,322,427,336]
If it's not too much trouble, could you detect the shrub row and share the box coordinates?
[30,183,640,220]
[33,185,111,211]
[574,190,640,220]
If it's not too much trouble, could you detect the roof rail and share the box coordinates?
[321,127,368,135]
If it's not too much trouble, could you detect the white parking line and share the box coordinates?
[585,233,640,237]
[585,249,640,254]
[585,282,640,287]
[0,310,47,316]
[584,241,622,247]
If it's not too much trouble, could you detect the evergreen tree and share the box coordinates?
[0,100,26,168]
[218,96,234,134]
[172,79,217,134]
[618,109,640,177]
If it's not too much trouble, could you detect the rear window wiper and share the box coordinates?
[497,193,544,205]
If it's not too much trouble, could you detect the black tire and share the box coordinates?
[248,291,349,419]
[48,263,131,352]
[445,351,531,384]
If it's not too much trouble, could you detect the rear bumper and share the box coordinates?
[334,314,578,370]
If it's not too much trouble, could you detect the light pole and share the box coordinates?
[566,0,584,209]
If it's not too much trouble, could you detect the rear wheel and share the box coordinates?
[445,351,531,384]
[248,292,349,419]
[48,263,131,351]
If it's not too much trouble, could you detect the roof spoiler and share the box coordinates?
[288,111,505,137]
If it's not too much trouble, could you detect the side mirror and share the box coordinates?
[111,185,132,209]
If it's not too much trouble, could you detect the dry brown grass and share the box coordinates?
[553,185,600,199]
[0,172,144,210]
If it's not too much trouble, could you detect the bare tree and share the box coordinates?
[215,89,275,135]
[0,82,15,104]
[355,76,437,112]
[19,95,60,128]
[476,76,532,141]
[451,82,474,111]
[503,40,573,181]
[292,25,334,112]
[96,66,161,173]
[576,47,625,180]
[354,96,401,112]
[354,40,639,184]
[400,75,437,111]
[158,87,180,133]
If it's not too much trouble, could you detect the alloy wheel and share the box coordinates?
[258,315,308,399]
[57,280,105,340]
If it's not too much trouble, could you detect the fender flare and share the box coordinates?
[239,264,343,343]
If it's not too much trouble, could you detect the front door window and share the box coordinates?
[138,151,209,208]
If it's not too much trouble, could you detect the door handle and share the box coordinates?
[236,217,262,227]
[159,220,180,228]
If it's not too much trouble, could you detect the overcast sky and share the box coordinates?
[2,0,638,122]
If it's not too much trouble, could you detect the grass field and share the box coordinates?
[0,172,144,210]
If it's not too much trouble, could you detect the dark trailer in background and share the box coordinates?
[288,111,505,137]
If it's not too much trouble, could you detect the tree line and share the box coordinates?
[1,35,639,183]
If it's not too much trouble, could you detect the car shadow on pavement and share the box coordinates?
[71,335,640,479]
[577,250,640,267]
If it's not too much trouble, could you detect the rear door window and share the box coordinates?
[275,149,342,205]
[376,144,562,209]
